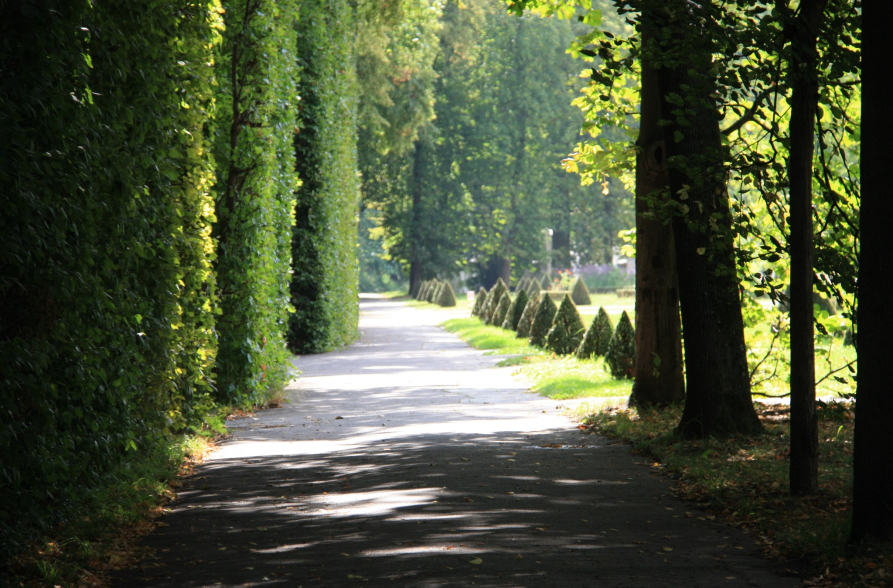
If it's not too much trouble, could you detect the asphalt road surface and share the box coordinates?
[112,295,799,588]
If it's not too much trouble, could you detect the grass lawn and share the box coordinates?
[440,315,632,401]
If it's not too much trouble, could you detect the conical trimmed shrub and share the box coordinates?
[516,277,529,294]
[528,293,557,348]
[545,295,585,355]
[576,307,613,359]
[605,311,636,379]
[502,289,528,331]
[483,278,508,325]
[417,280,429,301]
[540,274,551,289]
[436,281,457,307]
[525,276,541,298]
[570,276,592,306]
[516,291,540,339]
[492,292,511,328]
[471,287,488,317]
[427,280,440,303]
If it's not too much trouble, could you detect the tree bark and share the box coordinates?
[408,139,424,296]
[786,0,827,497]
[629,53,685,407]
[850,0,893,543]
[655,8,762,438]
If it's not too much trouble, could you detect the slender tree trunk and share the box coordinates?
[499,256,512,287]
[786,0,827,496]
[408,139,424,296]
[851,0,893,543]
[655,7,762,438]
[630,53,685,407]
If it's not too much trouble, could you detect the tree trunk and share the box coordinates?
[787,0,827,497]
[655,10,762,438]
[850,0,893,543]
[408,139,424,296]
[630,53,685,407]
[499,256,512,287]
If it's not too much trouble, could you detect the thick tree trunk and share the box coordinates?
[787,0,827,497]
[408,139,424,296]
[629,55,685,407]
[499,256,512,287]
[655,15,762,438]
[851,0,893,543]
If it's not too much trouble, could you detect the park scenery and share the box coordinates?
[1,1,888,587]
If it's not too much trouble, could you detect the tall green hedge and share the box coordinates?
[289,0,360,353]
[214,0,299,403]
[0,0,221,557]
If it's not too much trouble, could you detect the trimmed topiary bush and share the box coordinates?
[417,280,429,301]
[526,276,542,298]
[540,274,551,289]
[605,311,636,379]
[471,286,488,317]
[570,276,592,306]
[483,278,508,325]
[516,276,529,294]
[576,306,613,359]
[528,293,558,348]
[427,279,440,303]
[492,292,512,327]
[516,291,540,339]
[545,295,585,355]
[436,281,457,307]
[502,289,528,331]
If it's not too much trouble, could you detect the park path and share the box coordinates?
[113,296,798,588]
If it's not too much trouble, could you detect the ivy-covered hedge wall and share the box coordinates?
[289,0,360,353]
[0,0,221,557]
[213,0,299,404]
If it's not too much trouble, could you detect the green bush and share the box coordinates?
[528,293,557,347]
[516,276,529,294]
[492,292,512,328]
[540,274,552,289]
[436,281,458,307]
[576,306,614,359]
[289,0,360,353]
[545,295,585,355]
[516,291,541,339]
[417,280,429,301]
[605,311,636,379]
[483,278,508,325]
[570,276,592,306]
[525,276,542,297]
[428,279,441,303]
[502,289,528,331]
[471,286,488,317]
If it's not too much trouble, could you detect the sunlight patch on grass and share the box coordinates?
[441,318,541,355]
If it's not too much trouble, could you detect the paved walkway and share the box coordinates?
[113,296,797,587]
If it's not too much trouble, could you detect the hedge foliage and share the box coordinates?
[545,295,585,355]
[483,278,509,325]
[502,289,528,331]
[214,0,299,404]
[289,0,360,353]
[0,0,361,561]
[576,306,613,359]
[0,0,223,558]
[493,293,512,328]
[436,281,457,307]
[570,276,592,306]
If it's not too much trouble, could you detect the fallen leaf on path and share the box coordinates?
[469,558,482,565]
[341,552,350,556]
[335,416,343,420]
[663,547,673,552]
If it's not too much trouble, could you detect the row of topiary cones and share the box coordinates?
[513,272,593,306]
[416,279,458,307]
[470,278,635,379]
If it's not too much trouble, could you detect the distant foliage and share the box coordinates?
[545,295,585,354]
[436,281,458,307]
[483,278,509,325]
[289,0,360,353]
[516,291,541,338]
[529,293,558,347]
[502,290,529,331]
[605,311,636,379]
[570,276,592,306]
[576,307,613,359]
[493,292,512,328]
[471,286,488,316]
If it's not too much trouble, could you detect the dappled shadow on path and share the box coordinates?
[113,429,794,588]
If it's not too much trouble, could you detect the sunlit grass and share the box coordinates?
[441,317,631,400]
